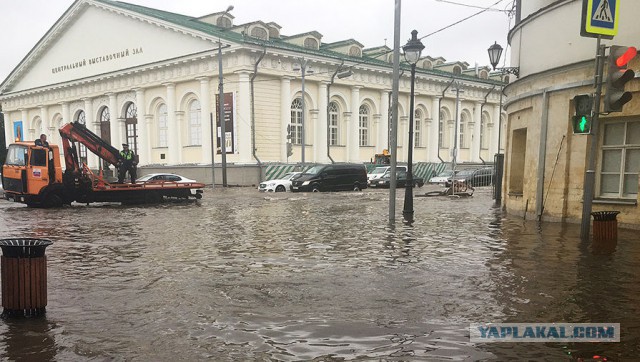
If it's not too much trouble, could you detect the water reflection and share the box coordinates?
[0,187,638,360]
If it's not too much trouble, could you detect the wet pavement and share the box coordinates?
[0,185,638,361]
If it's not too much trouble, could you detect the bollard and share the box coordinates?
[0,238,53,317]
[591,211,620,243]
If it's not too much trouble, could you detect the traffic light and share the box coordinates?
[286,142,293,157]
[572,94,593,134]
[604,45,637,113]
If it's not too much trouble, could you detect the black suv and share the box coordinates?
[291,164,368,192]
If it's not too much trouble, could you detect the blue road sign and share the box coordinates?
[582,0,619,37]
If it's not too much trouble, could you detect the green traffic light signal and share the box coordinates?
[573,115,591,134]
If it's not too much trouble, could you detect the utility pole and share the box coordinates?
[218,39,228,187]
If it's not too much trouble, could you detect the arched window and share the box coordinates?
[75,110,87,164]
[100,107,110,123]
[304,38,318,49]
[189,100,202,146]
[124,103,138,154]
[329,102,340,146]
[99,107,111,168]
[439,109,446,148]
[359,105,369,146]
[250,27,268,40]
[459,112,468,148]
[290,98,303,145]
[217,17,232,28]
[480,70,489,79]
[349,46,361,57]
[480,113,489,149]
[414,110,422,147]
[268,27,279,39]
[453,66,462,75]
[158,104,168,147]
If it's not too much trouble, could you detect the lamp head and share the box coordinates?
[487,41,503,70]
[402,30,425,65]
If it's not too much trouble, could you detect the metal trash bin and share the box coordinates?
[591,211,620,243]
[0,238,53,317]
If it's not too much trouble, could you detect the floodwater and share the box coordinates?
[0,186,638,361]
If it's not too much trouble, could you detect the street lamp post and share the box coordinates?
[294,58,313,165]
[402,30,425,222]
[487,41,519,204]
[217,5,233,187]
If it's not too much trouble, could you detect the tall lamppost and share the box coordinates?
[487,41,519,204]
[217,5,233,187]
[293,59,314,165]
[402,30,425,222]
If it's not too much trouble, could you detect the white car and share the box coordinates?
[136,173,203,197]
[367,165,407,185]
[428,170,456,185]
[258,172,301,192]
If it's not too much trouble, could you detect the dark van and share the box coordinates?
[291,164,368,192]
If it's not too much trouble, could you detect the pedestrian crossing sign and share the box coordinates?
[581,0,619,38]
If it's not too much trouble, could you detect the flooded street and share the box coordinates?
[0,186,638,361]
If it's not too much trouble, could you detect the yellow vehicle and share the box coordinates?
[373,149,391,165]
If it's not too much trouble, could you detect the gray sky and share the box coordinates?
[0,0,514,82]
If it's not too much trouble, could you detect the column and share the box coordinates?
[316,81,328,163]
[491,102,501,156]
[163,83,178,164]
[61,103,70,146]
[83,98,99,169]
[349,86,361,162]
[107,93,119,147]
[237,71,252,163]
[39,106,49,140]
[135,88,148,166]
[144,114,153,164]
[429,96,440,162]
[21,109,29,141]
[175,110,184,164]
[400,116,408,162]
[197,77,212,164]
[471,101,482,162]
[379,90,390,153]
[3,110,11,145]
[280,76,292,161]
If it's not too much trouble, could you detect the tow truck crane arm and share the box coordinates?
[59,122,122,172]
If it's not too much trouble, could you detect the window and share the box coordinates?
[439,110,445,148]
[329,102,340,146]
[31,149,47,167]
[101,107,110,123]
[414,110,422,147]
[217,17,231,28]
[459,113,468,148]
[189,100,202,146]
[158,104,168,147]
[75,110,87,164]
[480,113,489,149]
[599,120,640,198]
[250,27,268,40]
[359,105,369,146]
[453,66,462,75]
[304,38,318,49]
[290,98,303,145]
[125,103,138,155]
[349,46,361,57]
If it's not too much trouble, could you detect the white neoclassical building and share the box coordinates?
[504,0,640,226]
[0,0,505,185]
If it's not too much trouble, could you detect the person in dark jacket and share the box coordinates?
[117,143,137,183]
[35,134,49,147]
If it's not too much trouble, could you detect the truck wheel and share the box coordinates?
[43,194,63,208]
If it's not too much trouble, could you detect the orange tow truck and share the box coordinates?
[2,122,204,207]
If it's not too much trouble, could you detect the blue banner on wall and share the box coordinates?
[13,121,23,141]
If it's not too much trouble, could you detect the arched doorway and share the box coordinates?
[76,110,88,165]
[100,107,111,168]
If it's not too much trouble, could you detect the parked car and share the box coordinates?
[371,169,424,188]
[291,163,368,192]
[258,172,301,192]
[445,168,494,187]
[136,173,204,198]
[367,165,407,185]
[428,170,456,185]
